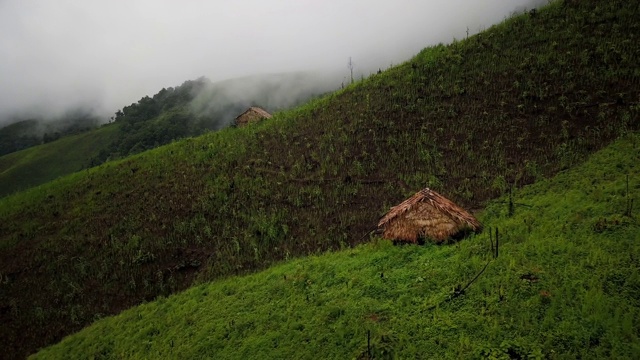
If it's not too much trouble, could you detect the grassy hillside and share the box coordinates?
[33,133,640,359]
[0,73,334,198]
[0,110,102,157]
[1,0,639,358]
[0,124,120,197]
[0,120,42,156]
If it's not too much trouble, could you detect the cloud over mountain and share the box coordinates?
[0,0,543,123]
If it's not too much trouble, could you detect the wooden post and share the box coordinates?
[626,174,631,216]
[508,187,514,217]
[495,227,499,259]
[489,227,494,255]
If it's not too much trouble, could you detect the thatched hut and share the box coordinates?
[234,106,272,127]
[377,188,482,243]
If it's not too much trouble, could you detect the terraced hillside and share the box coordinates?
[1,0,638,358]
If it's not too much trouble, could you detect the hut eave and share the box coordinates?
[378,188,482,243]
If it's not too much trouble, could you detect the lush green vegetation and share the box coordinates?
[0,73,332,198]
[0,124,120,197]
[33,133,640,359]
[0,110,101,157]
[94,73,336,165]
[94,78,213,164]
[0,120,42,156]
[1,0,638,358]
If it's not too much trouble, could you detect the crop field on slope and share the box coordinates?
[0,124,120,197]
[33,133,640,359]
[1,1,639,358]
[0,73,334,198]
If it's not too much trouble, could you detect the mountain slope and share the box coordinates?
[0,110,102,157]
[33,133,640,359]
[0,124,120,197]
[0,73,336,198]
[101,73,338,161]
[0,120,42,156]
[1,0,639,358]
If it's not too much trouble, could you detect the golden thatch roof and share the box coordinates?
[234,106,272,127]
[377,188,482,243]
[244,106,272,119]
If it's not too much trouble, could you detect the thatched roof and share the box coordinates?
[377,188,482,243]
[234,106,272,127]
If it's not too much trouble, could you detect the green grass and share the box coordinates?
[0,124,120,197]
[32,133,640,359]
[1,0,639,358]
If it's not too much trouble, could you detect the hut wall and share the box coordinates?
[383,202,460,243]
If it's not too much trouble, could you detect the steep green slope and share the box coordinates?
[0,124,120,197]
[0,110,101,157]
[94,73,337,164]
[33,133,640,359]
[0,73,334,198]
[0,120,42,156]
[1,1,639,358]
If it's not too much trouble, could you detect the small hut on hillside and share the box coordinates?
[234,106,272,127]
[377,188,482,244]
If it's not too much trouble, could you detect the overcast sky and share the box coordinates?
[0,0,543,122]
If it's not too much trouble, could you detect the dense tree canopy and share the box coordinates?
[93,77,217,164]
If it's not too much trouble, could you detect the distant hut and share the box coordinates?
[377,188,482,244]
[234,106,272,127]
